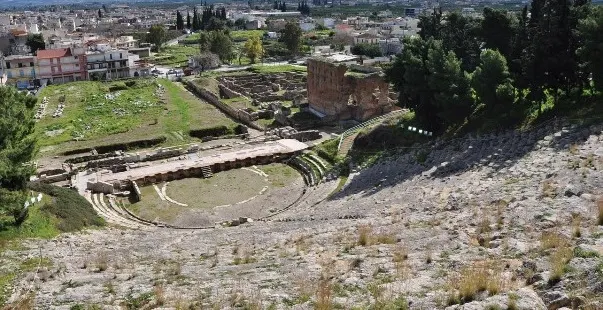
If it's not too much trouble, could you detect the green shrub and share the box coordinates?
[314,139,339,164]
[27,183,105,232]
[108,82,128,92]
[62,136,167,156]
[189,125,235,139]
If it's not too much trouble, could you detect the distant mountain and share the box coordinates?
[0,0,222,10]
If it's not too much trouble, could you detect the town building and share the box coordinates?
[2,54,38,89]
[36,47,87,84]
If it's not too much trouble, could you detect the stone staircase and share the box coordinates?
[337,133,359,158]
[85,191,146,229]
[336,110,406,158]
[201,166,213,178]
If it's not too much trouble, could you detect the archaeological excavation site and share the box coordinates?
[1,56,603,310]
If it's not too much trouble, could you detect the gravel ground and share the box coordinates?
[3,120,603,309]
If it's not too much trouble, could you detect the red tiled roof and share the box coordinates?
[36,48,72,59]
[10,29,28,36]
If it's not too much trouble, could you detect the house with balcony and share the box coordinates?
[353,33,380,45]
[86,49,140,80]
[2,55,38,89]
[37,47,87,84]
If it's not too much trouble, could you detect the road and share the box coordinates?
[166,34,189,46]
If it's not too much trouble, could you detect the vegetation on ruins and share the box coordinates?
[35,79,235,155]
[385,1,602,135]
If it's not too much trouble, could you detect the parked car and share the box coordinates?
[167,69,176,74]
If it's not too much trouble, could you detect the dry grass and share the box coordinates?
[549,246,573,283]
[357,225,397,246]
[6,293,35,310]
[154,284,165,306]
[571,214,582,238]
[541,180,558,198]
[94,252,108,273]
[540,231,570,251]
[315,279,333,310]
[598,197,603,226]
[447,262,506,305]
[392,245,409,263]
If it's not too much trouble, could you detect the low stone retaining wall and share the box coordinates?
[185,80,264,131]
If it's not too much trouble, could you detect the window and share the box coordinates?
[18,63,23,68]
[5,62,10,69]
[74,56,78,59]
[7,71,12,78]
[120,53,123,59]
[75,64,79,67]
[30,62,34,67]
[19,69,24,77]
[109,54,113,60]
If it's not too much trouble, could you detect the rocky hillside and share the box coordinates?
[3,119,603,309]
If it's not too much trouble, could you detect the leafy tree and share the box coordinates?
[192,8,201,31]
[471,49,518,119]
[235,18,246,29]
[0,86,37,224]
[244,35,264,63]
[280,21,302,57]
[350,43,382,58]
[417,8,442,40]
[98,9,102,18]
[26,33,45,55]
[509,6,530,86]
[386,37,471,131]
[198,31,211,53]
[206,16,226,31]
[209,30,235,63]
[480,8,516,59]
[440,12,481,71]
[147,24,166,52]
[176,11,184,30]
[187,11,191,29]
[193,52,220,71]
[577,6,603,92]
[426,41,473,128]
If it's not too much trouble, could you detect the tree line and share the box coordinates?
[385,1,603,133]
[176,6,228,31]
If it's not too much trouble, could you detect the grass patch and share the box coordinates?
[220,96,254,110]
[0,273,16,306]
[259,164,301,187]
[314,139,341,164]
[152,45,198,66]
[36,79,237,155]
[27,183,105,232]
[231,30,265,41]
[357,225,396,246]
[447,263,505,305]
[248,64,307,74]
[191,77,220,96]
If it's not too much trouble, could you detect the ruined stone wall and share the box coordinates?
[307,58,395,122]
